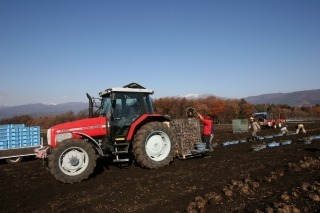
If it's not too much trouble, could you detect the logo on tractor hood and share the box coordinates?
[56,125,106,133]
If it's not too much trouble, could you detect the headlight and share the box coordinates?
[55,133,72,142]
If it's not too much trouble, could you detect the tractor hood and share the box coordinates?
[47,117,107,147]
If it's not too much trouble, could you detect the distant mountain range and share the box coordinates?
[0,89,319,119]
[0,102,88,119]
[244,89,320,106]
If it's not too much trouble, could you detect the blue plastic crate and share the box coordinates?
[29,140,39,145]
[8,143,20,148]
[21,142,32,147]
[9,140,20,144]
[30,137,40,142]
[19,127,29,133]
[0,129,9,134]
[0,124,10,129]
[10,124,25,128]
[30,136,40,140]
[0,145,8,150]
[0,131,8,136]
[29,134,40,139]
[29,132,40,137]
[29,126,40,131]
[0,135,8,140]
[9,128,19,132]
[8,138,19,143]
[0,140,7,144]
[19,138,29,143]
[19,134,29,138]
[0,141,8,145]
[29,135,40,140]
[30,134,39,138]
[19,135,28,140]
[9,132,18,136]
[32,141,41,146]
[28,135,41,140]
[1,132,10,137]
[8,136,18,141]
[29,130,40,134]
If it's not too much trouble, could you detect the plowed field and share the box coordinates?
[1,122,320,212]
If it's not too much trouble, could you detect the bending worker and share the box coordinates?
[295,124,306,134]
[280,125,289,135]
[248,117,261,140]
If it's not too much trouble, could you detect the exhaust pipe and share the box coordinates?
[86,93,93,118]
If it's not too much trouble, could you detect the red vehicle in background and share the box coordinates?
[252,112,286,129]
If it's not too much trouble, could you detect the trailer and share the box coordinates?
[0,144,43,163]
[171,117,211,159]
[0,124,42,164]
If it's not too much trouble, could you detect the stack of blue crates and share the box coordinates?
[0,124,41,150]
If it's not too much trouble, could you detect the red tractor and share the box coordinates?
[252,112,286,129]
[35,83,175,183]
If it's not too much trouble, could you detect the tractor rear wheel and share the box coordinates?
[133,122,175,169]
[48,139,97,183]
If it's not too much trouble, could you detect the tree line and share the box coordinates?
[1,96,320,129]
[153,97,320,123]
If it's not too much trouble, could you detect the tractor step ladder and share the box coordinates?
[112,140,130,163]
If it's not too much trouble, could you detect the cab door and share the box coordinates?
[112,92,143,138]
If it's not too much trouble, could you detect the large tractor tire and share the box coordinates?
[48,139,97,183]
[132,121,175,169]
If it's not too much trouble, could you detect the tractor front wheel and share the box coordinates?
[48,139,97,183]
[133,122,175,169]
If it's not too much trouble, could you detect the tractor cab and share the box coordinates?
[97,83,154,140]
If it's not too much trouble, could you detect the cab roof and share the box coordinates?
[99,82,154,96]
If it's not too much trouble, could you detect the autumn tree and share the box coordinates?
[238,99,254,119]
[310,105,320,117]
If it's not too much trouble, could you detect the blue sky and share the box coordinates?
[1,0,319,106]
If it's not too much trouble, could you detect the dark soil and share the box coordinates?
[1,122,320,213]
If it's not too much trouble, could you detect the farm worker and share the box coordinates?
[197,113,213,152]
[295,124,306,134]
[280,125,289,135]
[248,117,261,140]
